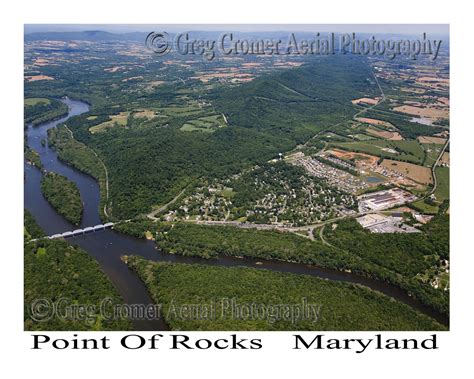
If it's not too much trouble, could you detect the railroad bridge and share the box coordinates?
[46,222,115,240]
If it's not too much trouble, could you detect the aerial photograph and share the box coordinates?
[23,24,450,331]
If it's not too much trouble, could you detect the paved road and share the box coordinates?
[146,185,189,220]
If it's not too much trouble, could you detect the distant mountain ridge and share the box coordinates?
[24,30,148,42]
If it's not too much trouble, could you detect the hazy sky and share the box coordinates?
[25,24,449,36]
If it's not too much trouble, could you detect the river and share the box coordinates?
[24,99,448,329]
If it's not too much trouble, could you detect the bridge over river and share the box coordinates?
[30,222,116,242]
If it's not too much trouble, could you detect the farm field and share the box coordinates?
[366,128,404,140]
[24,97,50,106]
[89,110,158,133]
[331,139,425,164]
[161,104,205,117]
[423,144,444,167]
[353,133,375,141]
[381,159,433,185]
[440,152,450,165]
[434,167,449,202]
[180,114,227,133]
[411,199,440,214]
[328,149,380,166]
[355,117,395,129]
[418,136,447,144]
[392,105,449,120]
[89,112,129,133]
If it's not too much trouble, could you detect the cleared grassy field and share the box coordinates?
[440,152,450,165]
[423,144,444,167]
[162,104,204,117]
[333,140,394,155]
[366,128,404,141]
[410,167,449,214]
[353,133,375,141]
[25,97,51,106]
[417,136,447,144]
[89,112,129,133]
[381,159,433,184]
[411,199,439,215]
[180,114,226,133]
[434,167,449,202]
[332,139,425,164]
[133,110,157,119]
[390,140,426,163]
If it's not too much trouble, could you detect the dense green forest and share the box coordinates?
[53,56,377,219]
[47,125,108,220]
[40,172,83,225]
[25,238,131,331]
[211,56,377,130]
[24,98,68,126]
[24,146,43,169]
[115,217,449,317]
[24,209,44,242]
[127,257,445,331]
[324,216,450,315]
[24,34,450,332]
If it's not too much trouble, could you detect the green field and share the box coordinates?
[353,133,375,141]
[127,257,445,331]
[180,114,226,133]
[333,139,426,164]
[423,143,444,167]
[434,167,449,202]
[25,97,50,106]
[411,199,440,214]
[89,112,129,133]
[410,167,449,214]
[24,97,68,126]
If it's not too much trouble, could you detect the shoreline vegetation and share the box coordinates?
[40,172,83,225]
[126,256,445,331]
[47,125,109,221]
[50,57,378,219]
[24,97,68,127]
[25,238,131,331]
[114,217,449,319]
[24,209,44,243]
[24,146,43,170]
[24,35,449,331]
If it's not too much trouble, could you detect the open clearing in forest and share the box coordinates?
[417,136,447,144]
[180,114,227,133]
[328,149,379,166]
[25,98,51,106]
[366,128,404,141]
[355,117,395,129]
[392,105,448,119]
[89,112,129,134]
[381,159,433,185]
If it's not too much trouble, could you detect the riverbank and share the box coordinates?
[24,99,449,330]
[127,256,446,331]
